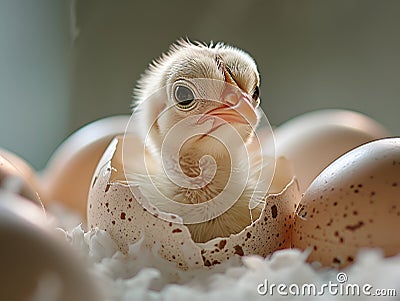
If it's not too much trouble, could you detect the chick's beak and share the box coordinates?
[197,85,258,130]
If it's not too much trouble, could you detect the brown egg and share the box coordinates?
[0,192,99,301]
[292,138,400,268]
[0,148,37,186]
[87,135,301,270]
[274,109,389,193]
[39,115,130,220]
[0,154,42,207]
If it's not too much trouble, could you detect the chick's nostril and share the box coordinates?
[221,85,243,107]
[224,92,239,106]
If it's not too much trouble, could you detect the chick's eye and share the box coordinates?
[174,85,195,107]
[252,86,260,101]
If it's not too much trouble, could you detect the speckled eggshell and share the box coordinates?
[87,136,301,270]
[292,138,400,268]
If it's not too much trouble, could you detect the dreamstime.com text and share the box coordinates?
[257,273,397,297]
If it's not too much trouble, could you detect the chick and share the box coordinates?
[128,39,267,243]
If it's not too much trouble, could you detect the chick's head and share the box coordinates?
[134,40,261,157]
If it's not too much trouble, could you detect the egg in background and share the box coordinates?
[0,191,100,301]
[0,152,42,207]
[39,115,130,220]
[0,148,38,188]
[273,109,389,192]
[292,138,400,268]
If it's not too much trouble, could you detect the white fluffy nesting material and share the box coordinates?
[52,206,400,300]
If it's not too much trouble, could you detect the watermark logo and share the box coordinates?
[257,272,397,297]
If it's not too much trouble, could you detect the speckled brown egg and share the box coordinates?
[87,136,301,270]
[292,138,400,268]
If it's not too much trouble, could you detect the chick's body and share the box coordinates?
[128,40,267,243]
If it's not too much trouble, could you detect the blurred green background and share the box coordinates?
[0,0,399,170]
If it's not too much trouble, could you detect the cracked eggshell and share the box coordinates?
[292,138,400,268]
[87,135,301,270]
[39,115,130,219]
